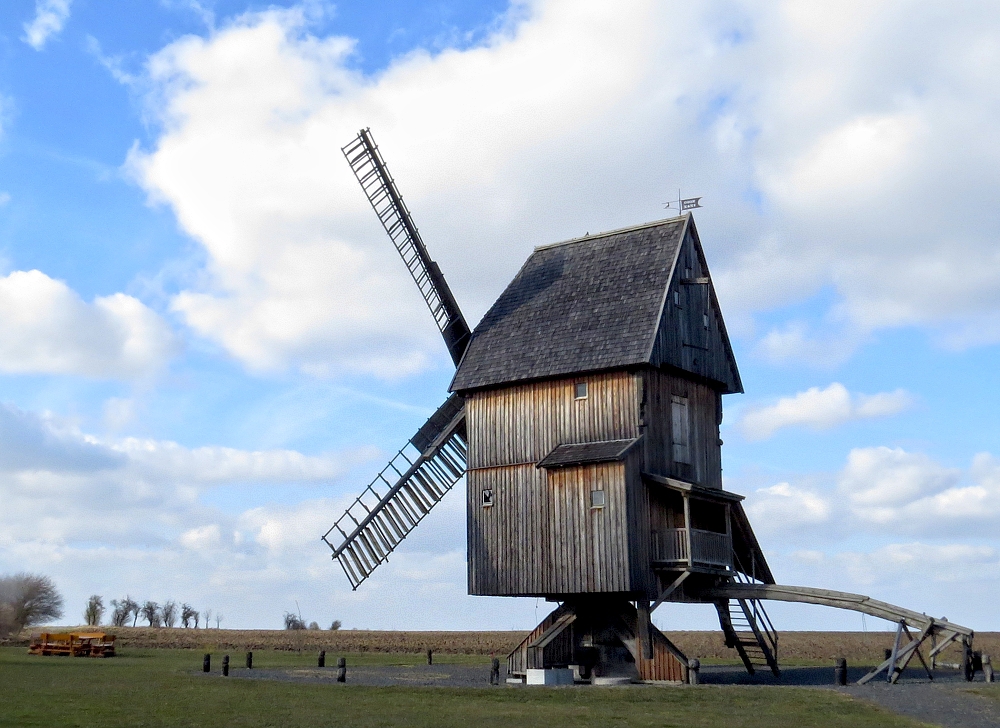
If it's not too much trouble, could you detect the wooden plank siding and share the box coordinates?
[467,371,642,469]
[639,368,722,488]
[467,367,725,598]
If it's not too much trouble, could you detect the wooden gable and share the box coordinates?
[648,217,742,394]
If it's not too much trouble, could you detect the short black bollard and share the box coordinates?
[884,648,892,662]
[203,653,211,673]
[834,657,847,686]
[490,657,500,685]
[337,657,346,683]
[687,658,700,685]
[246,651,253,670]
[427,649,433,665]
[318,650,325,668]
[222,654,230,677]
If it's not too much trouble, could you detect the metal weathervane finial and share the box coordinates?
[663,189,703,216]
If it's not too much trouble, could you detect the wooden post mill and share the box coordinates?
[324,129,976,686]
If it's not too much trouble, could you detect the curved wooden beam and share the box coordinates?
[695,583,973,638]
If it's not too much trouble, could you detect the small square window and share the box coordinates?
[574,382,588,400]
[590,490,606,509]
[703,312,710,330]
[673,291,680,306]
[482,489,494,508]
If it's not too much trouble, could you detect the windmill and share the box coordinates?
[324,129,976,685]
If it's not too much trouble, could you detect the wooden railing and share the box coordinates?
[654,528,732,568]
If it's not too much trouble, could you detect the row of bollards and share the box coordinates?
[202,651,347,682]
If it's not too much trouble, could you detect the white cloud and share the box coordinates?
[742,446,1000,540]
[0,192,10,207]
[0,398,528,630]
[23,0,72,51]
[839,446,961,523]
[738,383,912,440]
[125,1,1000,376]
[745,482,831,531]
[0,270,176,379]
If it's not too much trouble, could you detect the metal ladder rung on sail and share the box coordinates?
[322,394,467,590]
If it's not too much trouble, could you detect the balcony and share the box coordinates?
[653,528,732,570]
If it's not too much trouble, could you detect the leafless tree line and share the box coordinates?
[88,595,222,628]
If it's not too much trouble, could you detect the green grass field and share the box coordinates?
[0,647,928,728]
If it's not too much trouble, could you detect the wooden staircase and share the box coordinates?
[715,596,780,677]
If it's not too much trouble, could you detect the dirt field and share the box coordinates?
[8,627,996,665]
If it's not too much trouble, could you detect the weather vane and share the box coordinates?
[663,189,702,216]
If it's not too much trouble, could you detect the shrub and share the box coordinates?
[0,573,64,635]
[283,612,305,630]
[330,620,342,631]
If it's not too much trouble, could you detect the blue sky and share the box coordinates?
[1,0,999,634]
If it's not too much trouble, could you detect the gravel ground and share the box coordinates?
[699,665,1000,728]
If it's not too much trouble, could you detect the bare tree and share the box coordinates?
[192,610,200,629]
[0,573,64,635]
[180,603,197,628]
[203,609,212,628]
[161,600,177,628]
[140,601,161,627]
[329,620,342,631]
[110,596,137,627]
[84,595,104,626]
[215,613,223,629]
[284,612,305,630]
[125,596,140,627]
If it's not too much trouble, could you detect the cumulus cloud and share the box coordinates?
[123,0,1000,377]
[0,399,508,629]
[23,0,72,50]
[743,445,1000,539]
[738,383,912,440]
[0,270,176,379]
[744,482,831,531]
[0,400,357,546]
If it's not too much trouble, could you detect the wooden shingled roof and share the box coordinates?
[450,214,742,394]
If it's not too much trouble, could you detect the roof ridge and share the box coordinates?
[533,214,689,252]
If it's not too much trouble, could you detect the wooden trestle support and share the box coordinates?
[507,597,690,683]
[508,583,975,685]
[696,583,976,684]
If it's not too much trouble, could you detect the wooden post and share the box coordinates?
[318,650,325,668]
[203,653,210,673]
[687,658,700,685]
[490,657,500,685]
[637,600,653,660]
[984,654,994,683]
[682,494,692,568]
[427,649,433,665]
[222,654,230,677]
[834,657,847,686]
[963,638,974,682]
[887,621,903,683]
[337,656,346,683]
[245,651,253,670]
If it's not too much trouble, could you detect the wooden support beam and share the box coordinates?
[651,571,691,612]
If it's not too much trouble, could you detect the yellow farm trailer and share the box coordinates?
[28,632,116,657]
